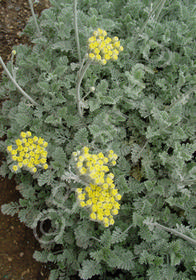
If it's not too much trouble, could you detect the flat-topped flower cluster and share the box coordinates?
[72,147,121,227]
[7,131,48,173]
[88,28,123,65]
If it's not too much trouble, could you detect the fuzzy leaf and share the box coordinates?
[111,227,128,244]
[88,98,100,112]
[116,175,129,193]
[1,202,20,216]
[100,229,112,247]
[52,41,72,51]
[74,127,89,145]
[45,114,62,126]
[38,170,55,186]
[97,80,108,95]
[74,222,91,249]
[99,95,116,105]
[107,247,134,271]
[33,250,49,263]
[131,143,142,163]
[79,260,102,280]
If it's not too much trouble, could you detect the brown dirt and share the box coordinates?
[0,1,51,279]
[0,0,50,66]
[0,174,50,280]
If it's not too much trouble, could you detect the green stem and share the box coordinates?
[90,236,101,243]
[0,56,39,107]
[153,222,196,246]
[11,52,15,78]
[123,224,134,234]
[76,59,91,118]
[154,0,167,23]
[140,0,166,36]
[132,0,167,61]
[78,56,87,77]
[73,0,81,63]
[28,0,41,37]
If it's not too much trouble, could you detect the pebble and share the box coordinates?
[15,6,21,12]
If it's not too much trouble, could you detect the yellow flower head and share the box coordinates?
[41,151,48,158]
[88,36,96,43]
[7,145,12,152]
[23,159,28,165]
[97,213,104,221]
[32,167,37,173]
[38,138,44,145]
[83,146,89,154]
[86,199,92,206]
[40,158,47,164]
[11,150,17,155]
[20,132,26,138]
[90,212,96,220]
[78,193,86,201]
[119,46,124,51]
[112,54,118,60]
[88,29,123,64]
[109,218,115,225]
[33,136,38,142]
[28,138,34,144]
[26,131,32,137]
[96,54,101,60]
[77,162,83,168]
[42,141,48,147]
[12,165,18,172]
[15,139,22,146]
[115,194,122,201]
[80,167,87,175]
[112,209,119,215]
[7,131,48,174]
[89,53,95,59]
[76,188,83,194]
[74,147,121,227]
[80,201,86,207]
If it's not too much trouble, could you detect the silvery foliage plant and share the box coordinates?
[0,0,196,279]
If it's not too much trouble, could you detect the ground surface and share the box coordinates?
[0,1,51,279]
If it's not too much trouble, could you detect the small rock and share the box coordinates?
[15,6,21,11]
[21,268,30,278]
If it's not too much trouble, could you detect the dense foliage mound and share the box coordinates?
[0,0,196,279]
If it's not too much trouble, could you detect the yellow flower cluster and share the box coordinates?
[7,131,48,173]
[88,28,123,65]
[72,147,121,227]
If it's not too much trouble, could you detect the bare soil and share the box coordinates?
[0,1,51,279]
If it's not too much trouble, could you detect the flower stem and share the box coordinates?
[73,0,81,63]
[140,0,166,35]
[28,0,41,37]
[154,0,167,23]
[132,0,166,61]
[152,222,196,246]
[130,0,167,65]
[76,59,91,118]
[0,56,39,107]
[11,52,15,78]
